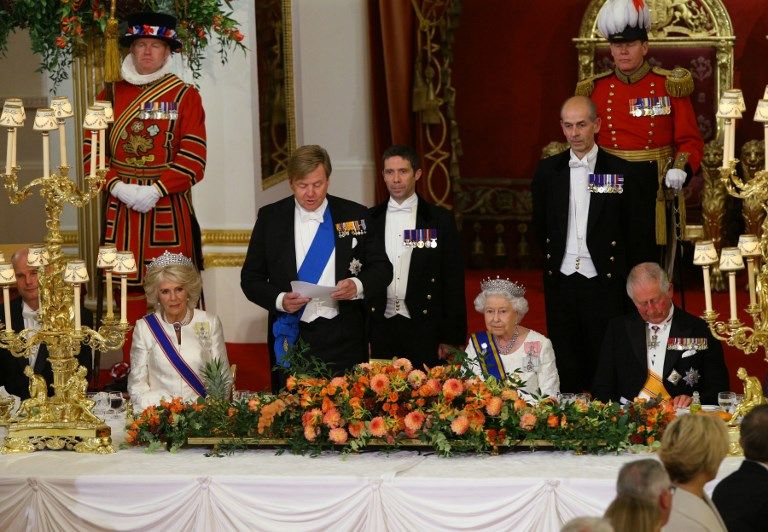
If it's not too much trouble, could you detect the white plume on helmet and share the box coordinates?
[597,0,651,39]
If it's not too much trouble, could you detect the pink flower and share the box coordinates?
[369,416,388,437]
[330,376,346,389]
[451,415,469,435]
[328,427,349,444]
[443,378,464,400]
[323,408,341,429]
[520,412,537,431]
[370,374,390,395]
[407,369,427,388]
[486,396,503,416]
[358,362,372,371]
[404,411,426,431]
[393,358,413,372]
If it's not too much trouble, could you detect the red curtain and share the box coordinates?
[368,0,417,204]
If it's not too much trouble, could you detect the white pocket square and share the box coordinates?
[681,349,697,358]
[352,237,358,249]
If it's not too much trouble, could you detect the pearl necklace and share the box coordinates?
[496,326,520,356]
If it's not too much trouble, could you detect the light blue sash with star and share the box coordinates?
[273,207,335,367]
[469,331,505,380]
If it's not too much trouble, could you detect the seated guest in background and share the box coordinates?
[659,414,729,532]
[368,144,466,367]
[712,405,768,531]
[616,459,672,528]
[0,248,93,399]
[240,145,391,392]
[593,262,728,407]
[465,278,560,397]
[532,95,641,394]
[128,251,228,411]
[560,516,614,532]
[604,494,660,532]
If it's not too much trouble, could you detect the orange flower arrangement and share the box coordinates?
[126,356,676,455]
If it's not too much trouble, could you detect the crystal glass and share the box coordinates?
[718,391,736,412]
[108,392,126,416]
[88,391,110,416]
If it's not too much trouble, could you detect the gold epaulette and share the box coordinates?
[574,70,612,97]
[653,66,694,97]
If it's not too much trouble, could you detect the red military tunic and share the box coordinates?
[588,62,703,172]
[85,74,206,286]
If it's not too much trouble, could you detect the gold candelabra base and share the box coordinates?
[3,421,114,454]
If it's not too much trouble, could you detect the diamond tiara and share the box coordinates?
[480,276,526,298]
[146,250,193,272]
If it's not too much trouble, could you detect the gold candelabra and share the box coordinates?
[0,98,134,453]
[695,89,768,361]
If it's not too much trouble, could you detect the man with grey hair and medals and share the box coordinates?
[532,95,640,394]
[593,262,728,407]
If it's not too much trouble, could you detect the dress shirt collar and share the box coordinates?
[295,198,328,223]
[21,300,39,324]
[647,305,674,331]
[568,144,598,171]
[387,194,418,213]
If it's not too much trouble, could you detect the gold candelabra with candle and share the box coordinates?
[695,87,768,360]
[0,98,135,453]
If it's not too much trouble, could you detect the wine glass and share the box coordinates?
[718,391,736,412]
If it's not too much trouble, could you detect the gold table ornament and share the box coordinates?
[0,97,131,454]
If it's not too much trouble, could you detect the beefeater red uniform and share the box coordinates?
[577,61,703,265]
[587,62,703,173]
[85,73,206,287]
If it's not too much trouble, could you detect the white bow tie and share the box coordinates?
[568,159,591,170]
[388,204,412,214]
[300,211,324,223]
[22,308,38,321]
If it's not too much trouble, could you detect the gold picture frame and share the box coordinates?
[257,0,297,190]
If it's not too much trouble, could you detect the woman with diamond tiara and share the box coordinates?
[128,251,229,411]
[464,278,560,397]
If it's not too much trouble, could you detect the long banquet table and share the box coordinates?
[0,420,741,532]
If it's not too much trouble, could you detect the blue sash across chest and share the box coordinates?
[273,207,335,366]
[469,331,506,380]
[144,313,207,397]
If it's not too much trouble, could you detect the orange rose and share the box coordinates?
[513,398,527,412]
[369,416,388,437]
[486,396,503,416]
[442,378,464,400]
[404,410,426,431]
[451,415,469,435]
[547,414,559,428]
[370,373,390,395]
[348,420,365,438]
[520,412,537,431]
[328,427,349,445]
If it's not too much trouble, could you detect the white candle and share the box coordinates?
[11,128,16,168]
[120,275,128,324]
[702,266,713,313]
[58,123,67,168]
[2,286,10,332]
[764,124,768,171]
[728,272,738,322]
[99,129,106,170]
[729,119,737,163]
[73,284,81,331]
[4,129,10,174]
[724,119,732,165]
[747,259,757,307]
[106,270,114,319]
[42,133,50,179]
[90,131,97,177]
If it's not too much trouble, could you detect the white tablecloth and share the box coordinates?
[0,421,741,532]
